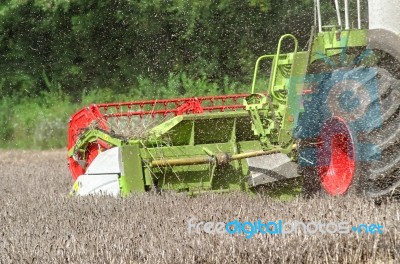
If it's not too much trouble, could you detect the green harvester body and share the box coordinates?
[68,28,370,196]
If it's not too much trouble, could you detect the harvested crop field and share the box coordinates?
[0,150,399,263]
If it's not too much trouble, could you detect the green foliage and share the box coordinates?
[0,0,337,148]
[0,97,14,142]
[0,75,245,149]
[2,91,73,149]
[0,0,323,98]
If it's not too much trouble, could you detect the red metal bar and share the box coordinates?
[96,94,250,119]
[103,109,178,118]
[101,104,246,118]
[96,93,250,108]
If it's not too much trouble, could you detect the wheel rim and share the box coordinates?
[317,117,355,195]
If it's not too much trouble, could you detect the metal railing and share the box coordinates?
[315,0,363,32]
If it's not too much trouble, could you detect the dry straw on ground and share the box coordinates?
[0,150,399,263]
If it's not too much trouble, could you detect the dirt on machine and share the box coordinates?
[67,0,400,198]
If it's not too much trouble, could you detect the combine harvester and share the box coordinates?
[67,0,399,198]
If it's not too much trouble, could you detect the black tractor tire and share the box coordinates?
[297,56,400,198]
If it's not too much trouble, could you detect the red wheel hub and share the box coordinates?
[317,117,355,195]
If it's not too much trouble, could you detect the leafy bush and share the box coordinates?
[0,98,14,144]
[0,75,247,149]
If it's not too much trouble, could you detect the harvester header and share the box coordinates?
[67,0,400,198]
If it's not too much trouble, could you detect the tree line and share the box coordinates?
[0,0,329,100]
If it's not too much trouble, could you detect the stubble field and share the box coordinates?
[0,150,399,263]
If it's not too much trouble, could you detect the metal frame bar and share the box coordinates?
[316,0,322,32]
[314,0,317,28]
[269,34,298,102]
[357,0,361,29]
[344,0,350,30]
[251,55,275,94]
[334,0,342,28]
